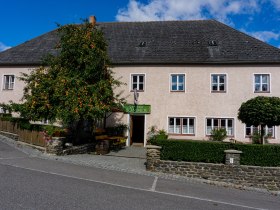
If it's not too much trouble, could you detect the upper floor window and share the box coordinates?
[3,75,15,90]
[211,74,226,92]
[131,74,145,91]
[254,74,270,92]
[245,124,275,138]
[170,74,185,91]
[168,117,195,135]
[206,118,234,136]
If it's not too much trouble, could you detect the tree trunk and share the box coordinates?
[260,124,265,145]
[103,113,107,129]
[68,119,85,145]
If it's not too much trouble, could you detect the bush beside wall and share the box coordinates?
[151,138,280,167]
[231,144,280,167]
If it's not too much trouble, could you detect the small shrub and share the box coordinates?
[209,128,227,141]
[106,123,128,136]
[43,125,65,137]
[156,129,168,140]
[147,126,168,144]
[147,126,158,144]
[115,123,128,136]
[251,131,261,144]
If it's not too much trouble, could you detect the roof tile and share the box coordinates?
[1,20,280,65]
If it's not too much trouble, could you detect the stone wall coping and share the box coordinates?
[0,131,19,136]
[146,145,162,149]
[52,137,66,140]
[224,149,242,154]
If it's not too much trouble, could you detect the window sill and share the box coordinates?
[245,135,275,139]
[254,91,270,93]
[206,135,234,138]
[130,90,144,92]
[168,133,195,136]
[211,91,226,93]
[2,89,14,91]
[170,90,185,93]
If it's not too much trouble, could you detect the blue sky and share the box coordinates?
[1,0,280,51]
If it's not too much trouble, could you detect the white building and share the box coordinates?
[1,20,280,146]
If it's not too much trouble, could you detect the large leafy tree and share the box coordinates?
[238,96,280,144]
[12,20,124,141]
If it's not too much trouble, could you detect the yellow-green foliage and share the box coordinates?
[10,21,125,126]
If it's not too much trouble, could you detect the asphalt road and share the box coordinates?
[0,140,279,210]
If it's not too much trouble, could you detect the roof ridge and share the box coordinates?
[97,19,213,25]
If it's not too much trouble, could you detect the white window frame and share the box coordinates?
[168,116,195,135]
[211,74,226,92]
[206,118,234,136]
[170,74,186,92]
[131,74,145,91]
[245,124,275,138]
[3,75,15,90]
[254,74,270,92]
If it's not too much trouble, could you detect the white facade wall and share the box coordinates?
[0,67,30,104]
[1,65,280,145]
[110,64,280,145]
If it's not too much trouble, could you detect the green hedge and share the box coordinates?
[150,138,280,167]
[231,144,280,167]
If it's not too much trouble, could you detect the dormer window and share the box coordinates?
[208,40,217,46]
[139,42,146,47]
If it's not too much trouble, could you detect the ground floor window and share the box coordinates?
[206,118,234,136]
[245,124,275,138]
[168,117,195,135]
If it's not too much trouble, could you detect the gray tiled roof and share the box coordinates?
[1,20,280,65]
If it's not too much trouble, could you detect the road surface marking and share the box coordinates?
[151,176,158,191]
[0,157,27,160]
[0,163,268,210]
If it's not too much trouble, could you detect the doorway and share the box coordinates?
[130,115,145,146]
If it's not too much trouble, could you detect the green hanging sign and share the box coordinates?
[123,104,151,114]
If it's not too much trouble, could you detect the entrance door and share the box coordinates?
[130,115,145,146]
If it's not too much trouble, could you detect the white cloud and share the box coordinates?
[247,31,280,42]
[271,0,280,9]
[116,0,261,24]
[0,42,11,52]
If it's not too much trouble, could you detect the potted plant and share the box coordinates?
[115,123,128,136]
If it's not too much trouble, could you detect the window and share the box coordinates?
[245,124,275,138]
[131,74,145,91]
[170,74,185,91]
[168,117,195,134]
[41,119,50,124]
[254,74,270,92]
[206,118,234,136]
[3,75,15,90]
[211,74,226,92]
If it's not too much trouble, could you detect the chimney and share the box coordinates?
[89,16,96,26]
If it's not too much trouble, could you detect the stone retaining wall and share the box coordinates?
[46,137,95,155]
[62,143,95,155]
[146,145,280,192]
[0,131,19,141]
